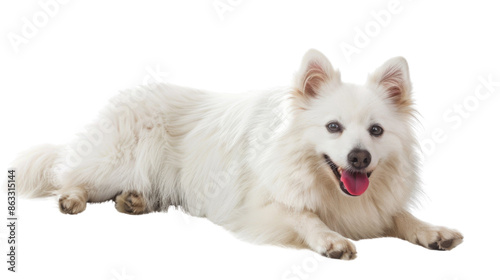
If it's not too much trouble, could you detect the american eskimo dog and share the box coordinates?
[13,49,463,259]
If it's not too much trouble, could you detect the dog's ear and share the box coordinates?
[369,57,412,106]
[294,49,340,101]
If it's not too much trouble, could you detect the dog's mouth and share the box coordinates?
[323,154,372,197]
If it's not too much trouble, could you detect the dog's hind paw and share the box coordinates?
[114,191,149,215]
[59,194,87,214]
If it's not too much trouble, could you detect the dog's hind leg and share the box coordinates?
[114,191,150,215]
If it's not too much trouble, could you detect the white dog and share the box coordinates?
[13,49,463,259]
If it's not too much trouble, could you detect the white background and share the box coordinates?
[1,1,499,279]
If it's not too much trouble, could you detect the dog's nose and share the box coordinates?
[348,149,371,170]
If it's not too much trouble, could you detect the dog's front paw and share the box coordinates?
[414,226,463,251]
[311,232,357,260]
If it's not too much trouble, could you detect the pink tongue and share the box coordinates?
[340,171,369,196]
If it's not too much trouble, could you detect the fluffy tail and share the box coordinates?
[11,144,61,198]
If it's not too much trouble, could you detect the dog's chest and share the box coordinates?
[319,193,398,240]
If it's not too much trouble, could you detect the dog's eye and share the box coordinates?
[326,122,343,133]
[369,125,384,137]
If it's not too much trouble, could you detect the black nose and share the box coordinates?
[348,149,371,170]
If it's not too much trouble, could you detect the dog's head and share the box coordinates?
[292,49,414,197]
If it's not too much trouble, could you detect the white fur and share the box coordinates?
[13,49,462,258]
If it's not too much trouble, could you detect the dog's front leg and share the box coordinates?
[387,210,463,250]
[287,210,357,260]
